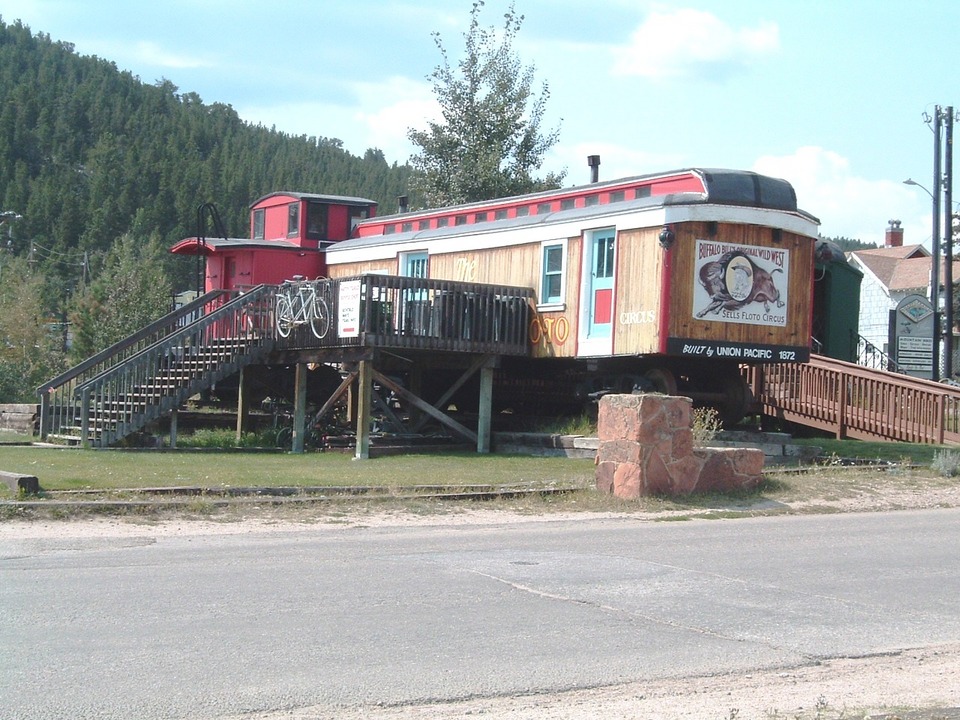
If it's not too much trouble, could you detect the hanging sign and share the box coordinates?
[338,280,361,338]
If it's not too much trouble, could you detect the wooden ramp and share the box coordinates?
[746,354,960,445]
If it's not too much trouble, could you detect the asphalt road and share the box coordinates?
[2,508,959,719]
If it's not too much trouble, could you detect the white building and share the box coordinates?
[847,220,960,376]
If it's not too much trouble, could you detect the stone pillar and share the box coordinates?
[596,394,763,498]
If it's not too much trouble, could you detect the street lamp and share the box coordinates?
[904,178,933,197]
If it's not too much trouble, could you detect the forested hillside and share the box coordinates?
[0,18,411,401]
[0,18,410,270]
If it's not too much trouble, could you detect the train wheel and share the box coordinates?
[720,373,753,426]
[643,368,677,396]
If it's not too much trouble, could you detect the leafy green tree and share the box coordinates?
[407,1,564,207]
[70,233,172,360]
[0,256,66,401]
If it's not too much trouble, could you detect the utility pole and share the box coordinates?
[943,106,955,379]
[931,106,942,381]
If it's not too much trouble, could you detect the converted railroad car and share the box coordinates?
[325,168,819,420]
[171,191,378,292]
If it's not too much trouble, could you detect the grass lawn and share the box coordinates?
[2,434,958,522]
[0,445,595,494]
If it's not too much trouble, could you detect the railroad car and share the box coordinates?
[172,167,819,422]
[325,168,819,421]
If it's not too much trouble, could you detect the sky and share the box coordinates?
[4,0,959,248]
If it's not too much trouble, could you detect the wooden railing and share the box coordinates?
[747,354,960,445]
[275,274,533,356]
[71,285,274,447]
[37,289,239,441]
[37,286,274,446]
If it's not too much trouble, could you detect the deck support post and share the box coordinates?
[39,391,50,441]
[235,366,249,444]
[292,362,308,454]
[170,408,178,449]
[477,365,494,453]
[355,359,373,459]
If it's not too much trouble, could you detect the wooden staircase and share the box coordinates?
[38,285,275,447]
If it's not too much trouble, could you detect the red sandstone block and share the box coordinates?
[613,462,642,499]
[595,461,616,494]
[598,439,642,465]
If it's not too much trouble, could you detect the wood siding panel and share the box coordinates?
[327,259,397,278]
[613,228,664,356]
[529,237,581,359]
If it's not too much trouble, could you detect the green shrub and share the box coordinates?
[691,406,722,447]
[931,449,960,477]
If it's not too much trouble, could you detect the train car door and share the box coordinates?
[401,251,429,334]
[580,229,616,353]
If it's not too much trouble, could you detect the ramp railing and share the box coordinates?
[747,353,960,445]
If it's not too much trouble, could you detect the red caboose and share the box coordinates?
[171,191,377,292]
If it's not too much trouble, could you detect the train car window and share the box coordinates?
[609,190,625,203]
[595,232,615,278]
[634,186,651,199]
[560,198,575,211]
[437,217,449,227]
[287,203,300,237]
[495,209,508,220]
[402,222,413,232]
[305,202,328,240]
[516,206,529,217]
[253,209,265,240]
[418,219,431,230]
[536,202,552,215]
[475,211,488,222]
[585,194,599,207]
[455,215,468,226]
[384,224,396,234]
[540,242,566,306]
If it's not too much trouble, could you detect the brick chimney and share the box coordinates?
[885,219,903,247]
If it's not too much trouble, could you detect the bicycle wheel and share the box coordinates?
[275,426,292,450]
[276,293,293,338]
[310,295,331,339]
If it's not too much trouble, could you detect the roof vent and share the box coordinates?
[587,155,601,183]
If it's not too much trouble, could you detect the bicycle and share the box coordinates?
[275,277,331,339]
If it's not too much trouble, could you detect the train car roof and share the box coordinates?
[170,237,308,255]
[250,191,378,208]
[361,168,807,226]
[332,169,819,255]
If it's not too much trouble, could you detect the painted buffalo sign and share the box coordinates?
[693,240,788,327]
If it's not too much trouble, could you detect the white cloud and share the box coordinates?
[353,77,438,162]
[237,76,436,163]
[548,141,685,185]
[612,8,779,80]
[753,147,933,247]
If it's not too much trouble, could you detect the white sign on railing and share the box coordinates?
[338,280,361,338]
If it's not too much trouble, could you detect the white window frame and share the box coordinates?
[538,239,567,311]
